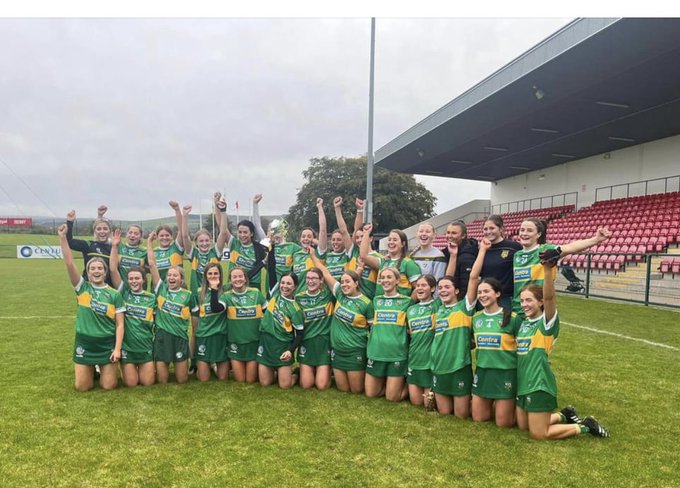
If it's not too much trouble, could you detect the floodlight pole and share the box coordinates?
[366,17,376,224]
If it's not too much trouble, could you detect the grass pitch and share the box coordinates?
[1,235,679,487]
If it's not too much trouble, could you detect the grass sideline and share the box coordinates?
[1,237,680,486]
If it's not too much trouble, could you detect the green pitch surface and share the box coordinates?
[1,249,680,486]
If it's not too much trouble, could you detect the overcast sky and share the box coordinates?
[0,17,570,221]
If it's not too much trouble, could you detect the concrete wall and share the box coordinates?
[491,134,680,210]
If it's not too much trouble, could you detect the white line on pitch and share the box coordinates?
[562,321,679,351]
[0,316,74,320]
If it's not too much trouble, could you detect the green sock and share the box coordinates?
[580,425,590,434]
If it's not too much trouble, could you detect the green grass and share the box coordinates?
[1,235,680,486]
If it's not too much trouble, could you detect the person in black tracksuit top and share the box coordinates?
[441,221,478,297]
[65,206,113,286]
[479,215,522,310]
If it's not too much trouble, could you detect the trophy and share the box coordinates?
[261,217,289,247]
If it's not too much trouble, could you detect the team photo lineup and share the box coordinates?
[59,191,612,442]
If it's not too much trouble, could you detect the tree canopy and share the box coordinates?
[287,156,436,236]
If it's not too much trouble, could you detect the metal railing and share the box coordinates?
[595,174,680,202]
[487,192,578,215]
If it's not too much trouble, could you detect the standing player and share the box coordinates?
[152,201,187,282]
[431,239,488,418]
[442,220,479,300]
[512,219,609,313]
[222,267,268,383]
[295,267,335,390]
[515,259,610,440]
[147,231,198,384]
[310,248,374,394]
[365,268,413,402]
[256,272,305,389]
[57,224,124,391]
[116,224,147,285]
[479,215,521,311]
[360,223,421,297]
[471,278,519,426]
[345,199,379,300]
[110,229,156,387]
[65,206,113,285]
[291,198,328,293]
[406,275,439,407]
[410,223,448,280]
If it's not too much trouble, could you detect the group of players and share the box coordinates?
[58,193,611,440]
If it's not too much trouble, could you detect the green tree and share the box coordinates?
[287,156,436,236]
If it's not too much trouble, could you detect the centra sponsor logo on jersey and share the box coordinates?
[201,303,214,315]
[274,254,287,266]
[293,263,306,274]
[409,316,432,331]
[90,299,110,315]
[434,318,449,334]
[304,306,327,320]
[516,338,531,354]
[272,307,286,325]
[236,307,258,318]
[334,306,356,324]
[476,334,501,348]
[235,255,256,267]
[156,257,171,268]
[120,256,142,267]
[162,301,184,315]
[327,264,344,276]
[126,304,150,319]
[514,267,531,281]
[376,311,399,322]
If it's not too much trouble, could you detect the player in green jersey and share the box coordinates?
[290,198,328,293]
[516,260,610,440]
[152,201,187,282]
[194,262,229,382]
[406,275,439,408]
[310,249,373,394]
[148,231,197,384]
[116,224,147,284]
[471,277,520,427]
[257,272,305,389]
[58,224,124,392]
[365,267,413,402]
[110,230,156,388]
[222,267,268,383]
[512,218,610,313]
[295,267,335,390]
[431,239,489,418]
[347,224,379,300]
[360,224,421,297]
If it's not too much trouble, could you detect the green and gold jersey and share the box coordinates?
[375,255,421,297]
[188,244,221,293]
[260,294,304,343]
[367,294,412,362]
[154,281,197,339]
[472,309,521,370]
[330,282,373,352]
[222,288,267,345]
[292,247,325,293]
[196,289,228,337]
[117,242,146,283]
[406,298,440,370]
[347,245,379,300]
[516,312,559,397]
[118,283,155,352]
[431,297,476,375]
[154,239,184,282]
[273,241,303,283]
[295,286,335,339]
[74,278,124,338]
[512,244,558,313]
[325,250,350,281]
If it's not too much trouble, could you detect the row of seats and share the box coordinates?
[660,257,680,278]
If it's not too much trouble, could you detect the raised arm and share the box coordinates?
[309,247,339,290]
[333,196,353,252]
[146,232,161,287]
[181,204,193,256]
[109,229,123,289]
[65,210,89,253]
[560,227,610,256]
[466,238,489,304]
[359,223,380,270]
[213,192,232,243]
[97,205,108,219]
[445,241,458,277]
[542,261,557,322]
[58,224,82,287]
[169,201,184,250]
[252,193,266,242]
[353,198,365,235]
[316,198,327,252]
[214,195,230,254]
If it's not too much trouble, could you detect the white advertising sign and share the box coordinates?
[17,245,63,259]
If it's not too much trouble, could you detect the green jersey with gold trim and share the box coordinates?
[431,297,476,375]
[196,289,228,337]
[260,294,304,343]
[472,309,520,370]
[117,243,147,283]
[516,312,559,397]
[222,288,267,345]
[347,245,379,299]
[188,244,221,293]
[330,282,373,351]
[367,294,412,362]
[154,281,197,339]
[375,255,421,297]
[292,247,325,293]
[295,286,335,339]
[118,283,155,352]
[512,244,558,313]
[406,298,440,370]
[74,278,124,338]
[153,239,184,282]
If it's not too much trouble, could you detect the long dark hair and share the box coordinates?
[479,278,512,327]
[523,218,547,245]
[238,219,267,279]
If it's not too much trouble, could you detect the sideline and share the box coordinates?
[562,320,679,351]
[0,315,74,320]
